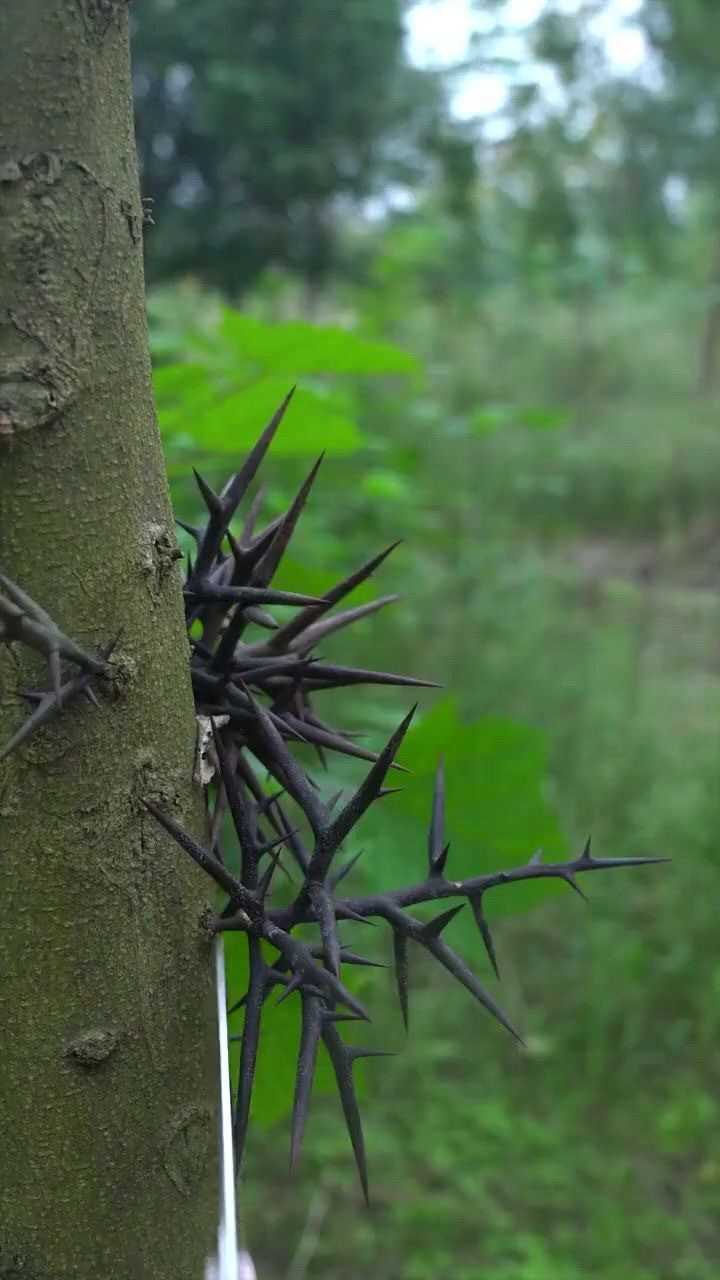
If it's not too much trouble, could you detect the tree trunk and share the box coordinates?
[0,5,218,1277]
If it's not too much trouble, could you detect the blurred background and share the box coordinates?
[131,3,720,1276]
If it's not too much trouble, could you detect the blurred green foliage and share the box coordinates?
[142,0,720,1273]
[131,0,454,292]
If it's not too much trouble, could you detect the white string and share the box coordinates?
[205,936,257,1280]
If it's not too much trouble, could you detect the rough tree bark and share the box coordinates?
[0,5,218,1277]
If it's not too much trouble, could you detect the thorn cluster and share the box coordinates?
[0,572,114,761]
[142,392,667,1199]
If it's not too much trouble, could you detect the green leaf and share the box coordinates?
[219,309,418,376]
[165,378,363,457]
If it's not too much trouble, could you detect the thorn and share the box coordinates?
[393,930,409,1031]
[330,848,365,890]
[420,903,465,940]
[192,468,222,515]
[579,836,593,863]
[428,757,446,874]
[176,518,200,541]
[233,936,265,1170]
[313,705,417,876]
[251,454,324,588]
[321,1022,372,1204]
[268,541,402,652]
[468,893,500,980]
[276,974,304,1006]
[560,870,588,902]
[289,992,323,1172]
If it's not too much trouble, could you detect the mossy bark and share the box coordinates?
[0,5,218,1277]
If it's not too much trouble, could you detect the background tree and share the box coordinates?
[131,0,449,295]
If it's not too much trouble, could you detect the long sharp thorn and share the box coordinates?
[288,596,399,652]
[421,903,465,940]
[210,722,262,886]
[176,518,200,541]
[469,894,500,980]
[423,933,523,1044]
[300,662,438,690]
[289,993,323,1172]
[193,468,222,516]
[239,682,328,836]
[339,948,387,969]
[252,454,324,588]
[221,388,296,516]
[142,800,256,910]
[257,846,284,900]
[314,706,417,873]
[268,541,402,652]
[561,870,588,902]
[239,486,266,548]
[330,848,364,890]
[428,757,446,874]
[393,930,409,1031]
[276,974,304,1006]
[244,605,278,630]
[233,937,264,1170]
[321,1023,371,1204]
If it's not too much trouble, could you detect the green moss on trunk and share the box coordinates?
[0,5,218,1276]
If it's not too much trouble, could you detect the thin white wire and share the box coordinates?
[216,935,239,1275]
[206,936,256,1280]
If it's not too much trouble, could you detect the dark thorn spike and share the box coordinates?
[428,757,446,873]
[251,454,324,589]
[288,595,399,653]
[422,932,523,1044]
[330,848,365,890]
[142,800,258,914]
[239,682,328,836]
[561,871,588,902]
[289,993,323,1172]
[244,606,278,630]
[421,903,465,940]
[314,705,417,875]
[192,468,222,516]
[275,974,304,1006]
[469,894,500,980]
[321,1022,371,1204]
[233,936,265,1170]
[176,518,200,541]
[393,929,410,1031]
[221,388,296,516]
[267,542,402,652]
